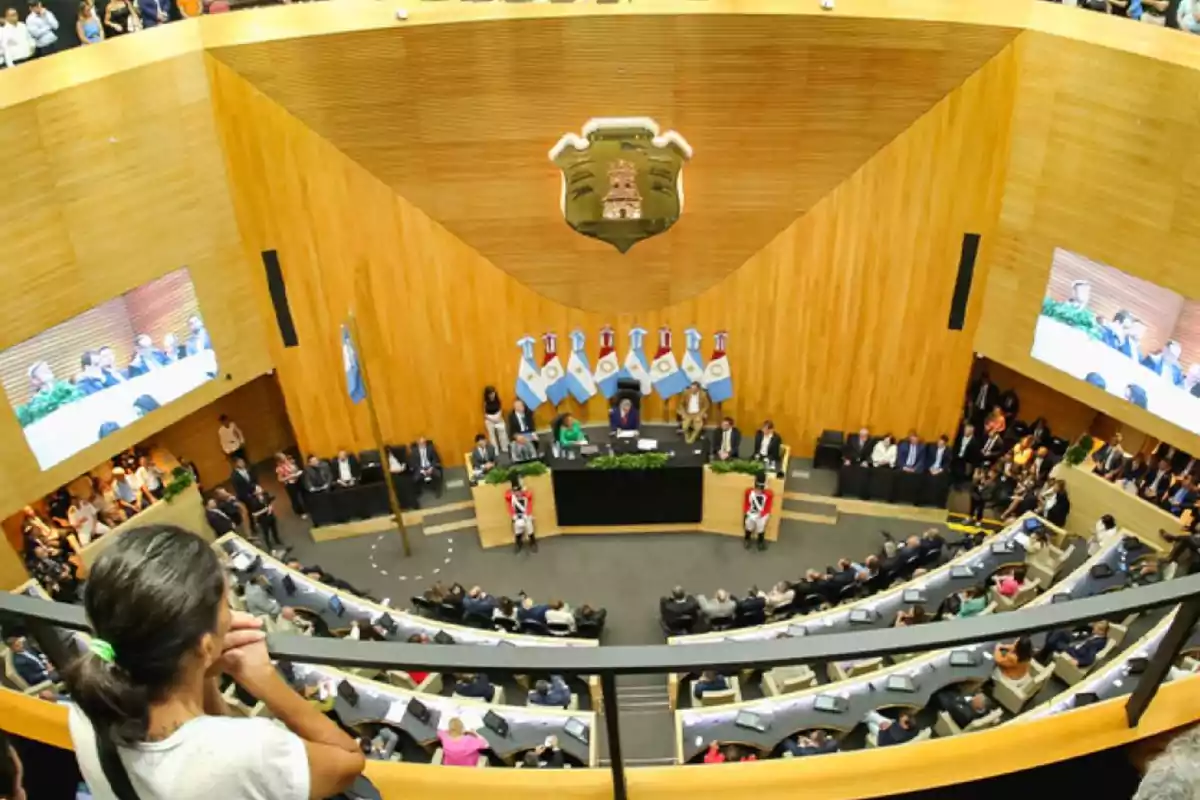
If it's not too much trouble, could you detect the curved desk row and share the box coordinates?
[214,535,602,706]
[674,531,1149,762]
[292,663,598,767]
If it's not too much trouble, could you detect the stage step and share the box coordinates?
[422,518,478,536]
[779,508,838,525]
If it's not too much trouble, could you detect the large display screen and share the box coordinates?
[1031,248,1200,435]
[0,268,216,469]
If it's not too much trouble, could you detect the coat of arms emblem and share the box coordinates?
[549,117,693,254]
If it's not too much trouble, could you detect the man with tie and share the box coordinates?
[506,474,536,553]
[967,369,999,426]
[6,636,55,688]
[511,434,538,464]
[333,449,360,488]
[609,398,640,434]
[1163,476,1198,517]
[470,434,498,479]
[980,430,1005,465]
[1140,458,1174,504]
[843,428,873,466]
[303,455,333,493]
[710,417,742,461]
[230,457,257,504]
[678,382,710,444]
[205,497,237,536]
[408,436,442,496]
[1030,446,1056,481]
[926,435,951,476]
[743,475,774,552]
[753,421,783,466]
[897,431,927,474]
[507,398,538,452]
[1091,434,1125,478]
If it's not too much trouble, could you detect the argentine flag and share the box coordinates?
[621,327,653,396]
[703,330,733,403]
[650,326,689,399]
[565,330,597,403]
[681,327,706,384]
[594,325,621,399]
[515,336,549,411]
[341,325,366,404]
[541,332,569,407]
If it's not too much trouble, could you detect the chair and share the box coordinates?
[431,749,488,767]
[2,647,61,697]
[865,727,932,748]
[993,659,1054,714]
[689,676,742,708]
[575,618,604,639]
[1054,622,1128,685]
[934,707,1003,737]
[462,612,493,630]
[521,618,551,637]
[827,657,884,682]
[814,430,845,470]
[836,583,862,604]
[707,615,735,632]
[452,686,506,705]
[661,614,696,637]
[992,578,1041,612]
[546,621,575,637]
[386,670,443,694]
[493,616,520,634]
[437,602,463,623]
[733,608,766,628]
[761,666,817,696]
[1027,544,1074,589]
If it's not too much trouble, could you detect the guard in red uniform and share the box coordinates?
[744,474,773,551]
[505,474,537,553]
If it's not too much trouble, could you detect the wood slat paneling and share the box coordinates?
[210,41,1016,461]
[209,15,1017,313]
[975,30,1200,457]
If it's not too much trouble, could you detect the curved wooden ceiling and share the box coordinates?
[210,14,1016,312]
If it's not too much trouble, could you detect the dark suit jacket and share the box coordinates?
[1030,454,1057,480]
[1166,487,1199,515]
[303,462,332,493]
[471,445,498,470]
[925,444,951,473]
[1140,468,1173,501]
[753,432,783,462]
[230,467,257,501]
[454,675,496,702]
[710,427,743,458]
[1044,490,1071,526]
[968,379,998,415]
[660,595,699,628]
[408,442,442,472]
[843,436,872,464]
[896,441,927,472]
[947,696,990,729]
[609,407,641,431]
[953,434,981,466]
[735,595,766,616]
[206,507,236,535]
[508,408,536,439]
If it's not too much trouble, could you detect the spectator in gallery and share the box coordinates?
[1163,475,1198,517]
[482,385,509,452]
[75,1,102,44]
[304,455,333,494]
[897,430,926,473]
[103,0,139,35]
[984,406,1007,437]
[1142,340,1185,385]
[470,434,497,479]
[246,484,281,550]
[1,7,35,68]
[678,382,710,444]
[1092,433,1126,477]
[275,452,305,517]
[187,314,212,354]
[870,434,897,468]
[135,455,165,500]
[967,369,998,425]
[610,397,640,433]
[1140,457,1174,503]
[218,413,247,463]
[711,417,742,461]
[556,413,586,447]
[952,423,981,483]
[507,398,537,449]
[333,449,360,488]
[26,0,58,57]
[137,0,169,28]
[110,467,145,516]
[980,428,1005,464]
[126,333,168,376]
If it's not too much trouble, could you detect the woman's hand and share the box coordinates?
[217,611,274,688]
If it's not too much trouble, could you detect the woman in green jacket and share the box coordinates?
[557,414,587,447]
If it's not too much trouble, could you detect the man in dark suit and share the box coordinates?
[5,636,55,687]
[1162,476,1198,517]
[205,498,237,536]
[660,586,699,632]
[507,400,538,453]
[609,398,640,433]
[1030,446,1056,481]
[937,690,992,730]
[735,587,767,619]
[230,457,257,504]
[303,455,333,493]
[979,430,1006,465]
[752,421,783,464]
[1091,434,1125,478]
[1140,458,1174,504]
[470,434,498,477]
[710,417,742,461]
[408,437,442,495]
[952,423,982,484]
[926,435,951,476]
[843,428,872,466]
[332,450,360,488]
[967,369,999,425]
[897,431,926,473]
[1041,479,1071,526]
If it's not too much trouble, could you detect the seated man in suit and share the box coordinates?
[205,497,238,536]
[678,382,710,444]
[735,586,767,619]
[517,596,551,626]
[609,398,640,434]
[697,588,736,623]
[453,673,497,702]
[752,421,783,466]
[510,434,538,464]
[333,449,360,488]
[408,437,442,494]
[1030,446,1056,481]
[918,527,946,560]
[1092,434,1126,478]
[926,435,951,476]
[1140,458,1175,504]
[508,398,538,449]
[936,690,992,729]
[660,586,699,632]
[710,417,742,461]
[462,586,498,620]
[528,675,572,708]
[109,467,145,517]
[865,710,921,747]
[897,430,927,473]
[1038,620,1109,667]
[843,427,872,466]
[5,636,56,687]
[1163,476,1198,517]
[782,730,839,757]
[691,670,729,699]
[470,434,498,479]
[574,604,607,632]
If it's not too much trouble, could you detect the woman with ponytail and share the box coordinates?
[65,525,364,799]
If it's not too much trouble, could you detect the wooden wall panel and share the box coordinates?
[975,30,1200,457]
[984,360,1099,440]
[210,42,1016,461]
[209,15,1016,313]
[0,51,273,519]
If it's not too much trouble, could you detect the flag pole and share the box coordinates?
[346,309,412,558]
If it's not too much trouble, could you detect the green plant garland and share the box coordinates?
[161,466,195,502]
[708,458,766,477]
[483,461,550,485]
[1063,434,1094,467]
[16,381,84,427]
[1041,297,1102,341]
[587,452,669,471]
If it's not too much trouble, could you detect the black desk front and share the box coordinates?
[305,475,418,527]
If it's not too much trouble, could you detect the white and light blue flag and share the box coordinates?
[650,326,690,399]
[681,327,706,384]
[341,325,365,404]
[621,326,653,396]
[515,336,548,410]
[594,325,621,399]
[565,329,597,403]
[703,330,733,403]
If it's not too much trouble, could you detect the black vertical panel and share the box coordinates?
[947,233,981,331]
[262,250,299,348]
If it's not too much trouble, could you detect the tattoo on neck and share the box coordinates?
[146,719,184,742]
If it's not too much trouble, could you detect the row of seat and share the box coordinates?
[409,595,603,639]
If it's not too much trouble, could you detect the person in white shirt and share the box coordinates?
[544,599,574,632]
[765,581,794,613]
[0,8,34,67]
[871,434,898,468]
[218,414,247,463]
[334,450,359,487]
[24,0,56,57]
[927,435,951,475]
[678,382,710,444]
[67,497,110,546]
[135,455,164,500]
[1087,514,1119,556]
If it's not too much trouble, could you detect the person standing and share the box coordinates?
[275,452,306,518]
[137,0,168,27]
[1,7,35,68]
[24,0,56,57]
[678,382,710,444]
[743,474,773,551]
[218,414,247,464]
[482,386,509,452]
[247,485,281,550]
[102,0,138,36]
